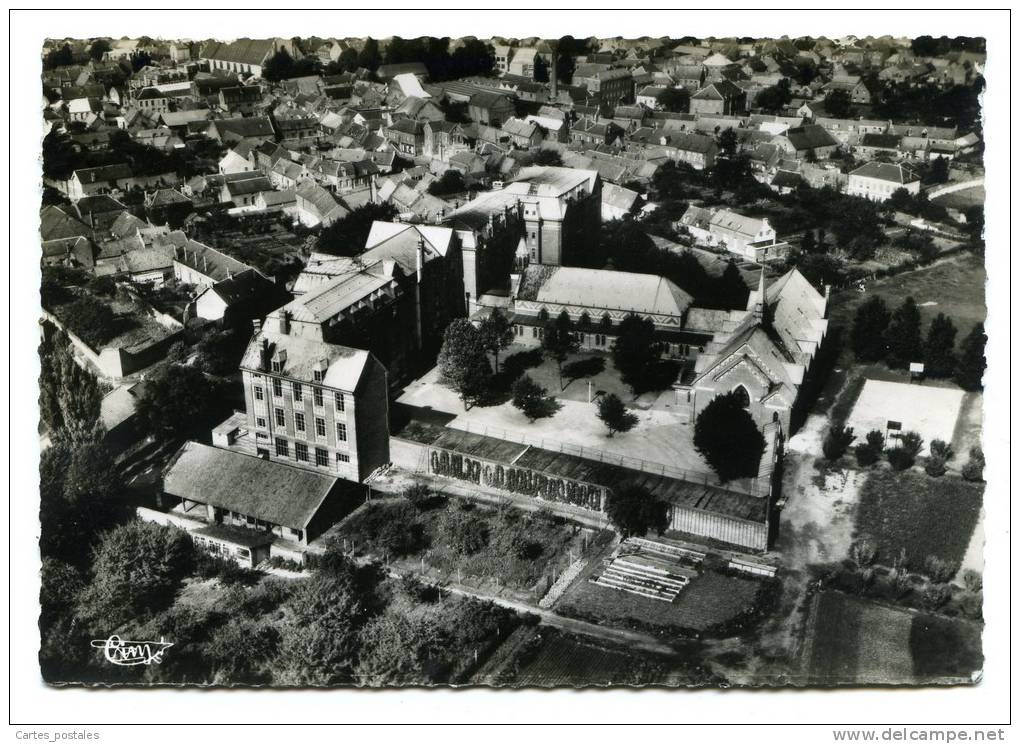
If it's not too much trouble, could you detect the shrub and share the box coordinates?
[440,509,489,555]
[194,551,261,586]
[923,555,960,584]
[693,391,766,483]
[854,441,880,466]
[962,569,982,593]
[823,424,855,461]
[402,483,437,511]
[899,431,924,457]
[962,446,985,482]
[924,454,948,477]
[929,439,953,460]
[922,583,952,610]
[886,447,916,471]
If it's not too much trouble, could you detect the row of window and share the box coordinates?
[256,411,347,442]
[273,437,351,467]
[253,381,345,412]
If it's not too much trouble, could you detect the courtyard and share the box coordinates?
[397,346,714,479]
[845,379,965,456]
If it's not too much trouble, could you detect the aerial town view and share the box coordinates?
[36,31,987,690]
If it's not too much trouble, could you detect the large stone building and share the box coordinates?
[679,205,787,262]
[846,161,921,202]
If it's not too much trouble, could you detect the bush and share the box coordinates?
[402,483,438,511]
[962,569,982,593]
[823,424,855,461]
[922,583,952,610]
[925,454,948,477]
[886,447,916,471]
[194,550,261,586]
[440,509,489,555]
[923,555,959,584]
[961,446,984,482]
[928,439,953,460]
[899,431,925,457]
[854,442,880,466]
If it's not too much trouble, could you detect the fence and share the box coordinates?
[451,419,771,497]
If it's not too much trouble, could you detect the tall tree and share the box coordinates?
[437,319,492,409]
[755,79,792,113]
[693,391,766,483]
[511,375,559,423]
[955,322,986,391]
[851,296,892,362]
[605,484,667,537]
[823,89,853,118]
[477,309,515,374]
[884,296,923,369]
[358,37,382,72]
[541,310,580,390]
[611,314,662,394]
[924,313,958,378]
[315,203,398,256]
[136,363,219,440]
[596,393,639,437]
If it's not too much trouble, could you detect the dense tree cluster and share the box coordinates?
[693,390,766,483]
[382,36,495,81]
[315,202,398,256]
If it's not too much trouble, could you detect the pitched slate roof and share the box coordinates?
[163,441,340,530]
[202,39,278,68]
[241,326,372,392]
[517,265,693,318]
[783,124,839,152]
[40,205,90,241]
[850,161,920,184]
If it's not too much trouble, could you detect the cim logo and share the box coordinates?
[90,636,174,666]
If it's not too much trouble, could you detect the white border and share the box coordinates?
[6,6,1013,735]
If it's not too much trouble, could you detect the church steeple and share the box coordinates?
[753,268,767,324]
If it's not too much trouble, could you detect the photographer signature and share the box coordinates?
[90,636,173,666]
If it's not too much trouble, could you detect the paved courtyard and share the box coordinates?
[845,379,966,456]
[397,359,712,478]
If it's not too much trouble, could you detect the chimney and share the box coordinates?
[753,268,767,324]
[252,318,262,336]
[416,237,425,281]
[279,310,291,335]
[259,338,271,371]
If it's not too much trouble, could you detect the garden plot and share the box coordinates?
[846,379,964,456]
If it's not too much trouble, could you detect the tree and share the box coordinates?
[800,229,817,254]
[611,314,662,394]
[277,561,376,685]
[854,429,886,466]
[136,363,219,439]
[358,37,382,71]
[605,484,667,537]
[823,89,853,119]
[511,375,559,423]
[437,319,492,409]
[886,187,916,213]
[477,309,514,373]
[961,446,984,482]
[929,156,950,184]
[693,391,767,483]
[78,522,194,628]
[355,612,446,687]
[823,425,855,461]
[755,79,792,113]
[851,297,892,364]
[955,322,986,391]
[39,332,102,434]
[542,310,580,390]
[657,87,690,113]
[315,202,398,256]
[924,313,958,378]
[89,39,112,61]
[717,127,739,158]
[533,149,564,167]
[884,296,923,369]
[596,393,639,437]
[427,169,467,197]
[44,43,75,70]
[59,296,117,349]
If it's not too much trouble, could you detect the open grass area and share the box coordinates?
[855,469,984,570]
[910,613,984,683]
[828,252,986,335]
[506,627,672,687]
[807,591,915,685]
[557,567,762,636]
[847,379,965,456]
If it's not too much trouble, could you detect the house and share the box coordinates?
[206,116,276,146]
[423,120,468,159]
[162,440,359,551]
[846,162,920,202]
[669,131,719,170]
[468,91,515,128]
[74,195,130,231]
[679,205,786,262]
[857,132,903,160]
[221,175,276,208]
[167,233,258,287]
[500,117,544,149]
[822,75,872,104]
[218,85,262,115]
[66,163,134,201]
[144,188,194,228]
[689,80,747,116]
[275,115,320,146]
[601,183,641,220]
[134,87,171,115]
[383,118,426,156]
[393,96,445,123]
[189,268,289,325]
[218,142,257,174]
[575,68,634,105]
[773,124,839,160]
[292,181,349,227]
[376,62,428,82]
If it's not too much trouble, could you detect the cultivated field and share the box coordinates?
[846,379,965,456]
[855,469,984,570]
[806,591,983,685]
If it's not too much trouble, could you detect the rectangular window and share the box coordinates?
[336,452,350,464]
[253,385,264,401]
[336,422,348,442]
[275,437,289,457]
[272,378,283,397]
[313,370,324,382]
[275,408,285,427]
[315,448,329,467]
[256,416,267,429]
[271,360,282,373]
[292,382,302,401]
[313,387,323,407]
[335,392,345,412]
[315,417,326,438]
[294,411,305,433]
[295,443,308,462]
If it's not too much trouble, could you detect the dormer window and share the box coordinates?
[313,369,324,382]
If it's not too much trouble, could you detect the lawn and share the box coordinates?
[827,252,987,335]
[506,628,671,687]
[909,613,984,683]
[807,591,915,685]
[557,567,762,635]
[855,469,984,570]
[847,379,965,456]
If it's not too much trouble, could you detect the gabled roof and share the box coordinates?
[163,441,339,531]
[202,38,278,68]
[782,124,839,151]
[517,265,693,318]
[40,205,90,241]
[849,161,919,184]
[692,80,744,101]
[242,326,372,392]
